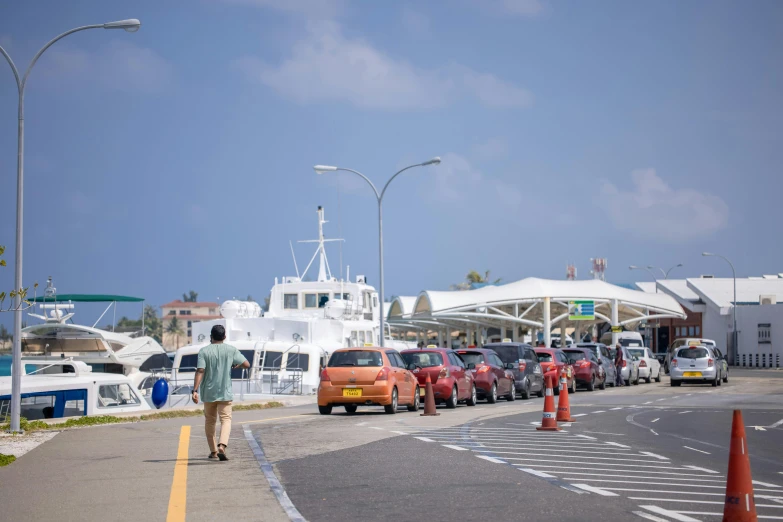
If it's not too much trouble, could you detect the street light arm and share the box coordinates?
[647,266,666,279]
[380,163,425,201]
[336,167,381,201]
[0,46,21,92]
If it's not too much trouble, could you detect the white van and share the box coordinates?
[599,331,644,348]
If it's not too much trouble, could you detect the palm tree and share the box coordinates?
[182,290,198,303]
[0,324,9,350]
[466,270,502,285]
[165,316,185,349]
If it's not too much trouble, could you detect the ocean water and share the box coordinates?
[0,354,11,376]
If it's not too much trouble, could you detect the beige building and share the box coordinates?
[161,300,220,351]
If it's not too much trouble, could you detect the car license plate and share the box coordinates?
[419,388,425,397]
[343,388,362,397]
[683,371,702,377]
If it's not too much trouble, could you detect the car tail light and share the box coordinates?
[439,367,450,379]
[708,358,714,368]
[639,360,647,368]
[477,365,491,374]
[518,361,527,372]
[579,361,591,368]
[320,369,330,382]
[672,359,678,367]
[376,367,390,381]
[622,360,627,368]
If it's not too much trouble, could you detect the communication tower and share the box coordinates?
[566,264,576,281]
[590,258,607,281]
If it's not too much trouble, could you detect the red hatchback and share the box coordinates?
[563,348,606,391]
[533,348,576,395]
[400,348,477,408]
[456,349,516,403]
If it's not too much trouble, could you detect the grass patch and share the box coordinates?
[0,401,284,433]
[0,454,16,467]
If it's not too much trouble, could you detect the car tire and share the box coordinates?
[486,383,498,404]
[407,388,420,412]
[553,382,560,396]
[671,379,681,387]
[599,375,606,390]
[466,384,478,406]
[570,379,576,394]
[624,379,630,386]
[586,374,595,392]
[723,372,729,384]
[384,388,398,414]
[655,369,662,383]
[717,376,722,387]
[318,405,333,415]
[507,382,518,401]
[344,405,358,414]
[446,386,459,408]
[520,379,530,400]
[712,376,718,387]
[536,384,545,398]
[645,373,652,384]
[633,373,640,385]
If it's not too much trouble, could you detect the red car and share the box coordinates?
[563,348,606,391]
[400,348,477,408]
[533,348,576,395]
[455,348,516,403]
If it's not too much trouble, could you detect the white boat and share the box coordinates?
[0,360,152,420]
[170,206,415,397]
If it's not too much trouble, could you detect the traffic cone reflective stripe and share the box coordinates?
[723,410,756,521]
[536,375,561,431]
[556,374,575,422]
[420,373,440,417]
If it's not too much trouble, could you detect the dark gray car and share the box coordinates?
[577,343,617,387]
[484,342,544,399]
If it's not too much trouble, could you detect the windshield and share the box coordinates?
[676,348,709,359]
[490,346,519,364]
[628,349,645,359]
[619,338,642,347]
[401,351,444,368]
[564,350,587,361]
[456,352,484,366]
[328,350,383,367]
[536,352,553,362]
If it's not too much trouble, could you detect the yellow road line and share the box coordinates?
[239,414,313,425]
[167,425,191,522]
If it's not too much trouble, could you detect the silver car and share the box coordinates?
[670,345,724,387]
[609,346,640,385]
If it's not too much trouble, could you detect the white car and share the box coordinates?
[627,347,661,383]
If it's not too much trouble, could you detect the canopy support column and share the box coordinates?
[543,297,551,348]
[446,329,452,348]
[611,298,619,347]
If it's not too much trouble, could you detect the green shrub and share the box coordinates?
[0,454,16,467]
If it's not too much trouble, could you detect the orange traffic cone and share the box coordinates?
[536,375,561,431]
[420,373,440,417]
[556,371,575,422]
[723,410,756,522]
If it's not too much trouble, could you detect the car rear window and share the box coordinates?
[564,350,587,361]
[628,349,645,359]
[676,348,709,359]
[536,352,553,362]
[329,350,383,367]
[401,351,444,368]
[456,352,485,366]
[490,346,519,364]
[619,338,642,347]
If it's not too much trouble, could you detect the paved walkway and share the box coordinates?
[0,405,312,522]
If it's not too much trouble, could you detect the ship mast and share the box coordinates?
[298,206,344,282]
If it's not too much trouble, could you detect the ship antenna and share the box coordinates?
[289,240,300,279]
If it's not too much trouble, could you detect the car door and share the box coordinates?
[525,348,543,391]
[448,352,468,397]
[645,348,659,376]
[394,352,414,397]
[385,351,408,398]
[490,353,511,395]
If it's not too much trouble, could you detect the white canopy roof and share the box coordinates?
[687,277,783,309]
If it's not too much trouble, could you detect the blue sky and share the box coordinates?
[1,0,782,326]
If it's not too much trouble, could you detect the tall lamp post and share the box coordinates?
[314,157,441,347]
[703,252,737,365]
[647,263,683,280]
[629,265,658,286]
[1,19,141,433]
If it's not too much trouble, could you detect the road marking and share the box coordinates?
[474,445,627,456]
[683,446,711,455]
[770,418,783,429]
[552,471,726,480]
[570,484,618,496]
[679,410,692,414]
[683,465,719,474]
[606,488,723,496]
[442,444,469,451]
[356,422,368,426]
[610,407,623,410]
[564,479,725,488]
[243,426,306,522]
[650,430,659,436]
[575,434,596,440]
[484,451,659,462]
[414,437,435,442]
[591,410,606,413]
[369,427,384,430]
[631,498,728,505]
[632,511,670,522]
[638,505,700,521]
[390,431,408,435]
[754,480,782,488]
[656,398,666,402]
[605,442,630,448]
[572,413,588,417]
[644,401,653,404]
[476,455,506,464]
[651,418,660,423]
[166,425,190,522]
[639,451,669,460]
[240,414,311,425]
[504,457,708,470]
[519,468,555,478]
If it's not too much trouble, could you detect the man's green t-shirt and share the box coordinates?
[196,343,247,403]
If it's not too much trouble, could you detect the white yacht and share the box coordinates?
[171,206,414,397]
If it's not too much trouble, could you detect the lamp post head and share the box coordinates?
[702,252,713,257]
[675,263,683,267]
[313,165,338,175]
[629,265,638,270]
[422,156,441,166]
[103,19,142,32]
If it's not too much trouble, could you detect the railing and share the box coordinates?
[0,399,9,423]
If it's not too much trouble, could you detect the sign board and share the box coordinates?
[568,300,595,320]
[611,326,623,333]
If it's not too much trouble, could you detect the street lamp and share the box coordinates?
[0,19,141,433]
[647,264,683,279]
[703,252,737,365]
[629,265,658,284]
[314,157,441,347]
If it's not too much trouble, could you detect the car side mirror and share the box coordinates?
[505,362,515,370]
[407,363,416,371]
[466,363,476,370]
[597,360,603,365]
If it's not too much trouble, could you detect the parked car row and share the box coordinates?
[317,340,662,415]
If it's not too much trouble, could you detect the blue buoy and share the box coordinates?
[151,378,169,409]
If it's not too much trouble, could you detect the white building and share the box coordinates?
[636,275,783,367]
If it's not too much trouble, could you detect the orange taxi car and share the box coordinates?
[318,347,420,415]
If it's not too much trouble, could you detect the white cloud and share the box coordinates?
[474,137,509,159]
[39,40,173,94]
[431,152,521,207]
[600,168,729,242]
[216,0,344,19]
[235,22,531,110]
[401,7,430,35]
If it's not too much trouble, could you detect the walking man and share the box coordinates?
[192,325,249,461]
[614,344,625,386]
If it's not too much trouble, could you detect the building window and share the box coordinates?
[695,326,700,336]
[759,323,771,344]
[318,293,329,308]
[209,308,216,315]
[187,321,192,327]
[284,294,298,309]
[304,293,317,308]
[688,326,695,336]
[342,293,351,301]
[373,296,378,308]
[168,310,176,315]
[97,384,140,408]
[179,310,191,316]
[187,329,192,337]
